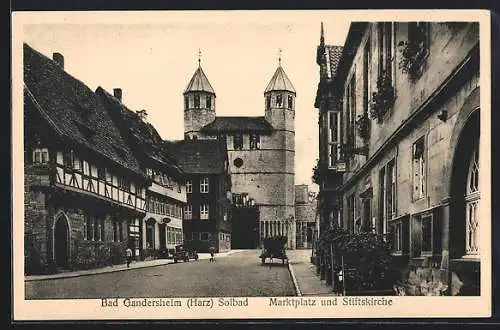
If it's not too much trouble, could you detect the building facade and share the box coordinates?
[294,185,317,249]
[316,22,481,295]
[182,61,297,249]
[96,87,187,259]
[24,44,148,274]
[165,139,232,253]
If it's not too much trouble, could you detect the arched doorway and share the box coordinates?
[54,214,70,268]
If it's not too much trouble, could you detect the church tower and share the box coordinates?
[260,58,297,249]
[183,59,216,139]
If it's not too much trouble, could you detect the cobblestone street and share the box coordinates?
[25,250,296,299]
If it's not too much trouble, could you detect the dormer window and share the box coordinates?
[206,95,212,109]
[32,148,49,164]
[288,95,294,110]
[276,93,283,108]
[194,94,200,109]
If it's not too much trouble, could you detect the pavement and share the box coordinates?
[286,249,339,296]
[25,249,296,299]
[25,249,245,282]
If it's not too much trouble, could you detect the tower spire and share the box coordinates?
[320,22,325,46]
[198,48,202,67]
[278,48,282,66]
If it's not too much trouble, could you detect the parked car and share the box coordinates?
[173,245,199,263]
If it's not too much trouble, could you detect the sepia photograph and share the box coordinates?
[12,10,492,320]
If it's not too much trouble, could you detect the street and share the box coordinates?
[25,250,296,299]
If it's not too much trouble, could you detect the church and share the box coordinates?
[182,57,297,249]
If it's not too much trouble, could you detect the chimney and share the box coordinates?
[113,88,122,102]
[52,52,64,69]
[136,109,148,122]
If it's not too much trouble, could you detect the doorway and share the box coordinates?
[54,215,70,268]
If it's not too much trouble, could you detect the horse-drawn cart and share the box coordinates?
[260,236,288,264]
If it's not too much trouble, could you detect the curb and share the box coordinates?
[25,250,246,282]
[287,262,302,297]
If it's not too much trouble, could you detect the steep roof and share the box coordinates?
[184,66,215,94]
[200,116,274,134]
[163,139,226,174]
[95,87,184,178]
[23,43,143,177]
[264,65,296,94]
[324,45,343,79]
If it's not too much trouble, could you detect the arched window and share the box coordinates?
[465,140,480,255]
[276,93,283,108]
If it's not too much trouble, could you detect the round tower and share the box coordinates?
[183,60,216,139]
[261,59,297,249]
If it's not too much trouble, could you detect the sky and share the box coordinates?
[23,12,350,190]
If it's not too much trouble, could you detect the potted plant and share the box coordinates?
[370,72,395,120]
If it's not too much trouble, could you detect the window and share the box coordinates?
[327,111,341,168]
[113,219,118,242]
[393,221,402,252]
[379,158,397,236]
[84,214,92,240]
[200,177,209,193]
[465,140,480,256]
[200,232,209,241]
[288,95,294,110]
[347,194,356,233]
[73,154,81,171]
[421,215,433,253]
[266,96,271,110]
[184,96,189,110]
[32,148,49,164]
[345,74,356,151]
[407,22,429,72]
[233,134,243,150]
[145,219,155,249]
[118,176,130,191]
[206,95,212,109]
[412,137,426,200]
[363,37,371,117]
[194,94,200,109]
[200,204,209,220]
[186,180,192,193]
[249,134,260,150]
[276,93,283,107]
[83,160,90,176]
[378,22,394,81]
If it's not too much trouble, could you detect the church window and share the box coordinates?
[233,134,243,150]
[288,95,294,110]
[249,134,260,150]
[465,140,480,255]
[266,96,271,110]
[194,94,200,109]
[276,93,283,107]
[206,95,212,109]
[184,96,189,110]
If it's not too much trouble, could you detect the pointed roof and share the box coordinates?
[264,65,296,94]
[184,66,215,94]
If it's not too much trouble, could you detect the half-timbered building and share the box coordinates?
[24,43,148,274]
[96,87,187,259]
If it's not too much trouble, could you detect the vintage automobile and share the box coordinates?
[173,244,199,263]
[260,236,288,264]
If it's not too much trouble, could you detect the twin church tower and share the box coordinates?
[182,55,297,249]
